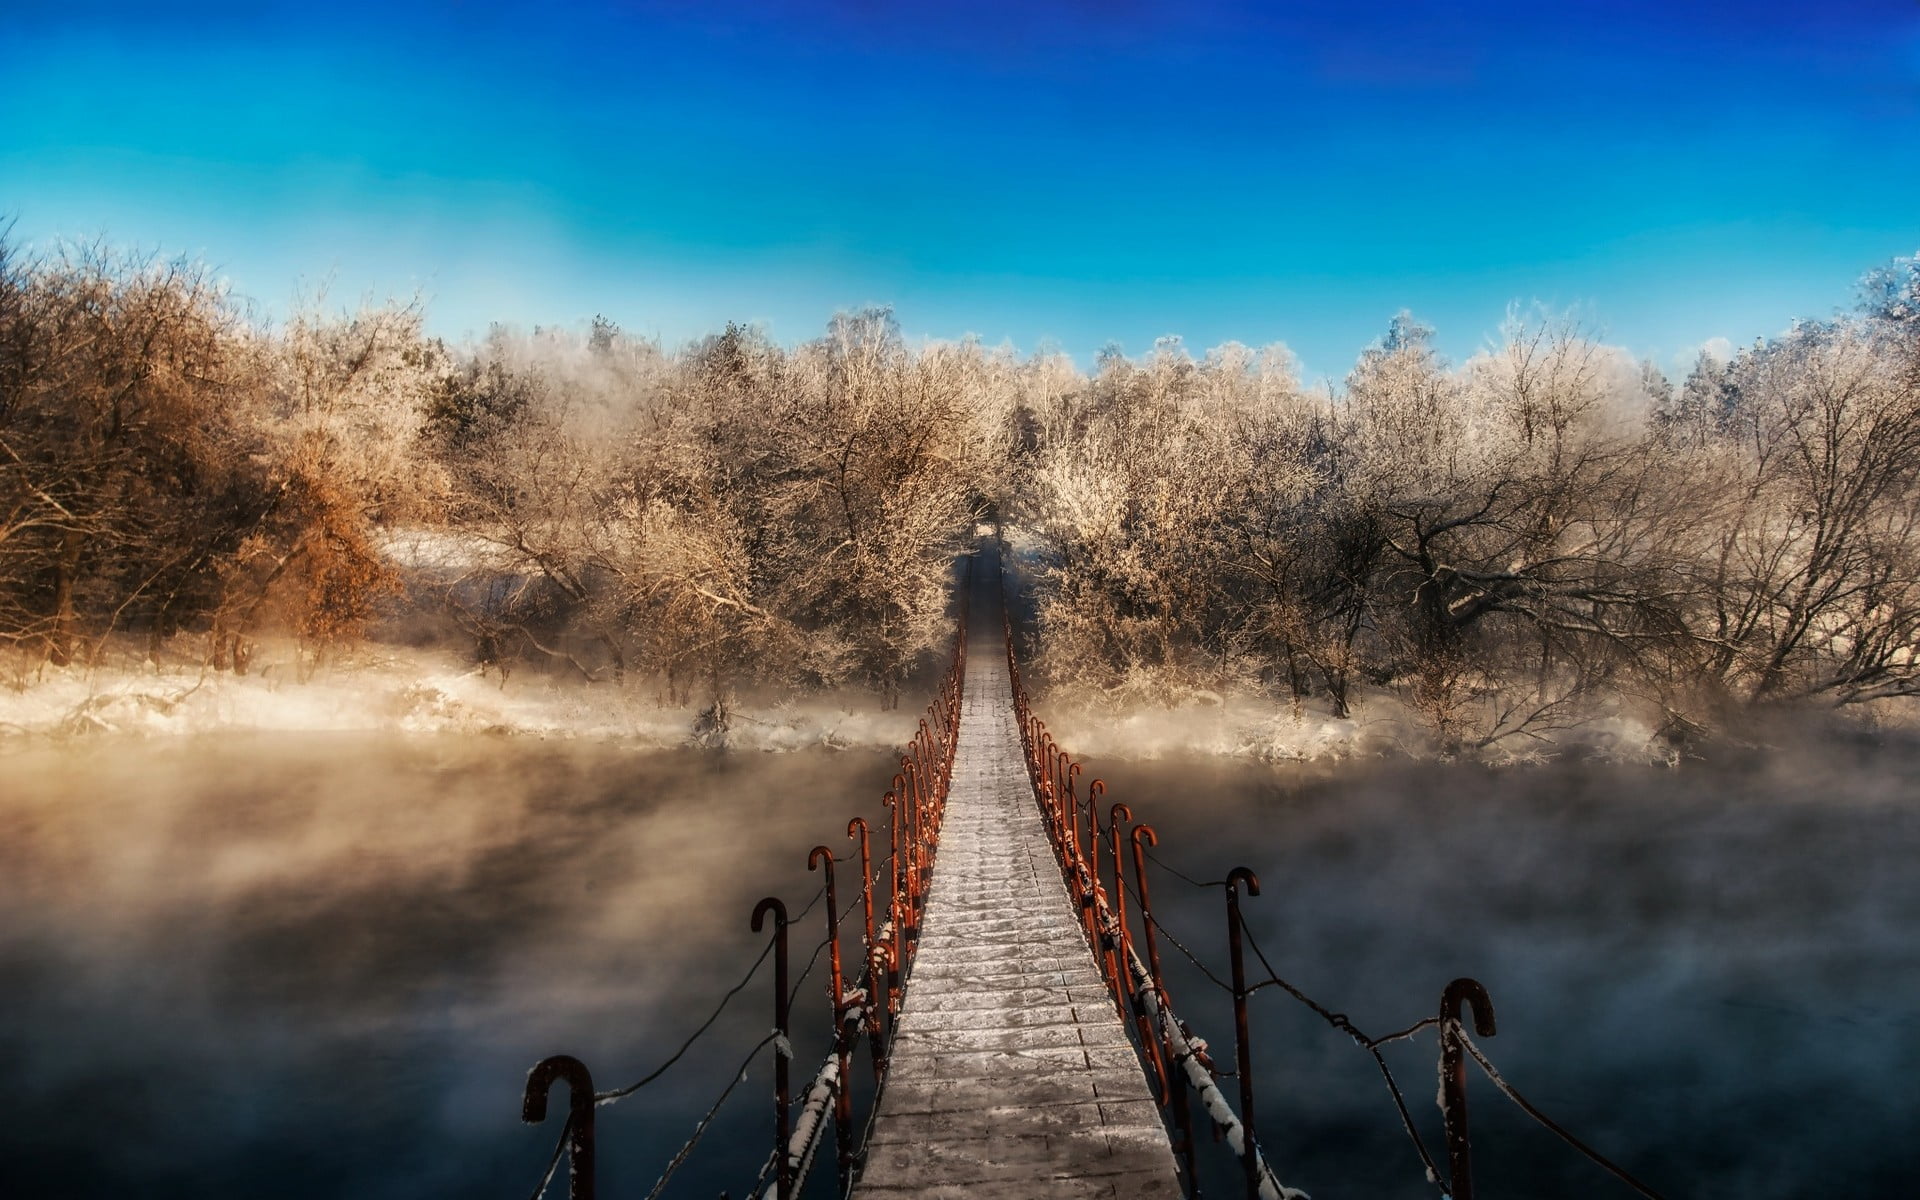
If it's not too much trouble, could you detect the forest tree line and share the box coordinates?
[1018,262,1920,750]
[0,238,1003,713]
[3,232,1918,747]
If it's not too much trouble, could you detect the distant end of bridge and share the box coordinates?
[853,538,1182,1197]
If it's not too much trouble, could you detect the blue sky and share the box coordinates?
[5,0,1918,381]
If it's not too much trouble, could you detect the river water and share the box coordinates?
[2,732,1916,1197]
[0,734,898,1199]
[1097,742,1920,1198]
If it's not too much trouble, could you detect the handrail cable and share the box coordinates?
[516,555,969,1200]
[1142,844,1230,890]
[640,1031,781,1200]
[525,1114,571,1200]
[592,881,826,1104]
[1458,1030,1669,1200]
[1132,872,1663,1198]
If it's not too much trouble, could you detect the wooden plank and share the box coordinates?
[853,561,1182,1199]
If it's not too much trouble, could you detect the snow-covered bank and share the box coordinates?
[0,639,920,750]
[1030,691,1676,765]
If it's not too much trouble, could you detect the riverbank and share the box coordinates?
[0,636,919,750]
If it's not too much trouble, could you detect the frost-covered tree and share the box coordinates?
[1690,319,1920,706]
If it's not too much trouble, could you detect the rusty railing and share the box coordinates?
[999,548,1665,1200]
[520,557,971,1200]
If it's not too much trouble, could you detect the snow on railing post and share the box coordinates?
[1050,735,1067,845]
[906,753,925,935]
[750,897,792,1200]
[896,764,916,938]
[1086,778,1106,903]
[1130,823,1199,1181]
[1126,942,1300,1200]
[848,816,885,1087]
[1051,736,1069,836]
[1225,866,1264,1200]
[522,1054,596,1200]
[1032,726,1051,830]
[806,845,855,1190]
[755,1056,840,1200]
[1100,796,1141,1029]
[1440,978,1498,1200]
[881,789,903,1028]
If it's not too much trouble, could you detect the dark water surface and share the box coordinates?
[1093,744,1920,1199]
[0,734,896,1199]
[3,733,1918,1198]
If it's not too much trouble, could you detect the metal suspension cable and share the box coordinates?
[1239,921,1446,1190]
[516,568,963,1200]
[640,1031,781,1200]
[1139,906,1236,994]
[525,1115,571,1200]
[595,937,776,1104]
[1241,922,1363,1039]
[1142,844,1230,890]
[593,881,827,1104]
[785,881,874,1009]
[1457,1030,1669,1200]
[1016,658,1656,1200]
[624,851,896,1199]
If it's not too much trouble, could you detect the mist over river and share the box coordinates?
[2,731,1917,1198]
[1101,739,1920,1198]
[0,735,899,1199]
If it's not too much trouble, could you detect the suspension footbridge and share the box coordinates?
[852,551,1179,1197]
[516,535,1666,1200]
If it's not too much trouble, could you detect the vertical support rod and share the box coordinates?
[1107,799,1132,991]
[1086,779,1106,897]
[904,756,923,934]
[895,768,917,945]
[1441,978,1498,1200]
[1133,824,1197,1187]
[1225,866,1262,1200]
[752,897,791,1200]
[522,1055,596,1200]
[882,790,902,1027]
[809,846,854,1189]
[908,753,926,928]
[849,817,884,1085]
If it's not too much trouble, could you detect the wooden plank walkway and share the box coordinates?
[854,556,1183,1199]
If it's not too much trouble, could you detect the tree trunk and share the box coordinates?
[49,528,81,666]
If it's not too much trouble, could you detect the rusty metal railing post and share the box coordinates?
[809,846,854,1190]
[1065,760,1082,853]
[908,753,927,923]
[895,767,918,946]
[752,897,792,1200]
[1441,977,1498,1200]
[1106,800,1131,983]
[849,817,884,1085]
[1086,778,1105,887]
[882,790,902,1029]
[1084,779,1107,986]
[1071,764,1099,946]
[1132,823,1197,1184]
[523,1055,595,1200]
[1086,791,1116,1010]
[904,757,924,936]
[1034,727,1052,829]
[1050,738,1067,834]
[1225,866,1262,1200]
[1052,739,1068,848]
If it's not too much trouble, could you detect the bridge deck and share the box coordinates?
[854,557,1182,1199]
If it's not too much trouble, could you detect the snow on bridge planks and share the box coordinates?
[853,555,1182,1200]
